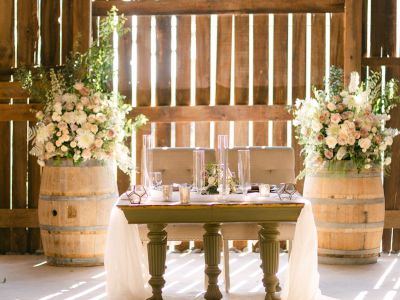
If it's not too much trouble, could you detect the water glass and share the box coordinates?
[259,184,270,197]
[179,184,191,204]
[217,135,229,197]
[193,150,205,194]
[162,185,173,201]
[238,149,251,195]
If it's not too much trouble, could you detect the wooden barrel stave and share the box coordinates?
[304,162,384,265]
[39,160,118,266]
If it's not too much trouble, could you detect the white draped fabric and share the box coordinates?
[105,196,338,300]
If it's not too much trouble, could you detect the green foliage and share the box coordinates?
[16,7,128,101]
[367,71,400,114]
[327,65,344,97]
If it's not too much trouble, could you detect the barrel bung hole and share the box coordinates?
[52,209,58,217]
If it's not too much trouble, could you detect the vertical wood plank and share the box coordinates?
[12,0,38,253]
[330,13,344,68]
[155,16,171,147]
[136,16,152,183]
[311,14,326,89]
[234,15,249,146]
[195,15,211,148]
[215,15,232,146]
[273,14,288,146]
[62,0,91,61]
[253,15,269,146]
[370,0,400,252]
[0,0,14,254]
[117,15,133,193]
[175,16,191,147]
[344,0,363,84]
[292,14,307,193]
[41,0,60,66]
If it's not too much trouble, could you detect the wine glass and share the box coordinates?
[150,172,162,190]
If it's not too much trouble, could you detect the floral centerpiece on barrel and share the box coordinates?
[16,8,146,267]
[292,66,399,265]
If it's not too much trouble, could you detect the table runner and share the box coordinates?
[105,194,337,300]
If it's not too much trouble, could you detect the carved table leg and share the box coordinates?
[146,223,168,300]
[258,223,280,300]
[203,223,223,300]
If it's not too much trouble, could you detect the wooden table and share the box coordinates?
[118,200,304,300]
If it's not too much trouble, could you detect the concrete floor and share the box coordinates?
[0,252,399,300]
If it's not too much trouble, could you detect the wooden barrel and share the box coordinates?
[39,160,118,266]
[303,161,385,265]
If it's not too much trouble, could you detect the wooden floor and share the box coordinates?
[0,252,399,300]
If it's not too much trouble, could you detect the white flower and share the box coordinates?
[36,111,44,120]
[75,111,87,125]
[325,136,338,149]
[379,144,387,151]
[343,96,356,109]
[36,126,51,144]
[358,138,371,152]
[348,72,360,93]
[76,129,95,149]
[385,157,392,166]
[208,176,216,185]
[73,153,80,161]
[52,112,61,122]
[62,93,78,104]
[327,102,336,111]
[53,102,62,114]
[94,138,103,148]
[62,111,76,124]
[76,103,84,111]
[311,120,323,132]
[45,142,55,153]
[327,124,340,137]
[90,124,98,134]
[365,164,371,169]
[82,149,92,160]
[61,145,68,152]
[336,147,347,160]
[70,141,77,148]
[55,139,62,147]
[385,136,393,146]
[330,113,341,124]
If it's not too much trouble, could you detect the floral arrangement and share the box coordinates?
[17,8,147,174]
[293,66,399,177]
[203,163,237,194]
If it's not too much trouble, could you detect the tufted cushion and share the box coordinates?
[152,147,215,185]
[228,146,295,184]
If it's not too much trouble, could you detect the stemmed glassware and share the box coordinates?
[238,149,251,195]
[141,135,153,194]
[150,171,162,190]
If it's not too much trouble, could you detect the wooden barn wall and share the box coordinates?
[0,0,399,253]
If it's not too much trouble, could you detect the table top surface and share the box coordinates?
[118,193,305,224]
